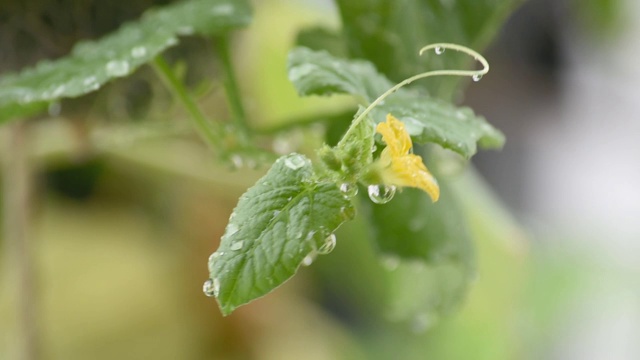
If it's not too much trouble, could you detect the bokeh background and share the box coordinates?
[1,0,638,359]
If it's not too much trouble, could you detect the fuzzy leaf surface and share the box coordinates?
[208,154,354,315]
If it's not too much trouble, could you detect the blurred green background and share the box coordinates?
[1,0,639,359]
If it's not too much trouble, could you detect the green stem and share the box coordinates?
[214,35,250,138]
[151,56,223,149]
[342,43,489,142]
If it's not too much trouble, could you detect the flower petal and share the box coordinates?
[375,114,440,202]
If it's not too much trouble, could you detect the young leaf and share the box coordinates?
[287,47,503,158]
[318,106,375,182]
[0,0,252,121]
[208,154,355,315]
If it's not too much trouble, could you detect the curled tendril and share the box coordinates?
[343,43,489,141]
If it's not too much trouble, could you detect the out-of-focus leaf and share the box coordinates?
[0,0,252,122]
[296,26,348,58]
[334,0,525,99]
[287,47,391,102]
[208,154,354,315]
[361,185,474,324]
[288,47,504,158]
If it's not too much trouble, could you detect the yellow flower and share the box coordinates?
[375,114,440,202]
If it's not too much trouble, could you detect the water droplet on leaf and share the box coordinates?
[381,255,400,271]
[203,278,220,297]
[284,154,306,170]
[412,312,438,333]
[302,253,316,266]
[230,240,244,251]
[131,46,147,58]
[340,206,355,220]
[226,223,239,237]
[339,183,358,197]
[317,234,336,254]
[367,184,396,204]
[105,60,129,77]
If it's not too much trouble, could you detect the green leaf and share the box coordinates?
[287,47,503,158]
[208,153,355,315]
[368,95,505,158]
[295,26,348,58]
[287,47,391,102]
[0,0,252,120]
[335,0,525,98]
[362,186,474,325]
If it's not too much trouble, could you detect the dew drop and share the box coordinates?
[472,74,483,82]
[284,154,306,170]
[230,154,243,169]
[225,224,239,238]
[177,26,194,35]
[435,46,445,55]
[381,255,400,271]
[203,278,220,297]
[302,253,316,266]
[412,312,438,333]
[230,240,244,251]
[208,252,221,264]
[213,4,233,15]
[131,46,147,58]
[317,234,336,255]
[367,184,396,204]
[105,60,129,77]
[83,77,95,85]
[52,85,66,97]
[339,183,358,198]
[340,206,356,220]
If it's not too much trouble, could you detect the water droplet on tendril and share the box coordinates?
[367,184,396,204]
[472,74,483,82]
[435,46,445,55]
[203,278,220,297]
[317,234,336,254]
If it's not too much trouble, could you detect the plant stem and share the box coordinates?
[3,121,39,360]
[214,35,250,138]
[152,56,223,150]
